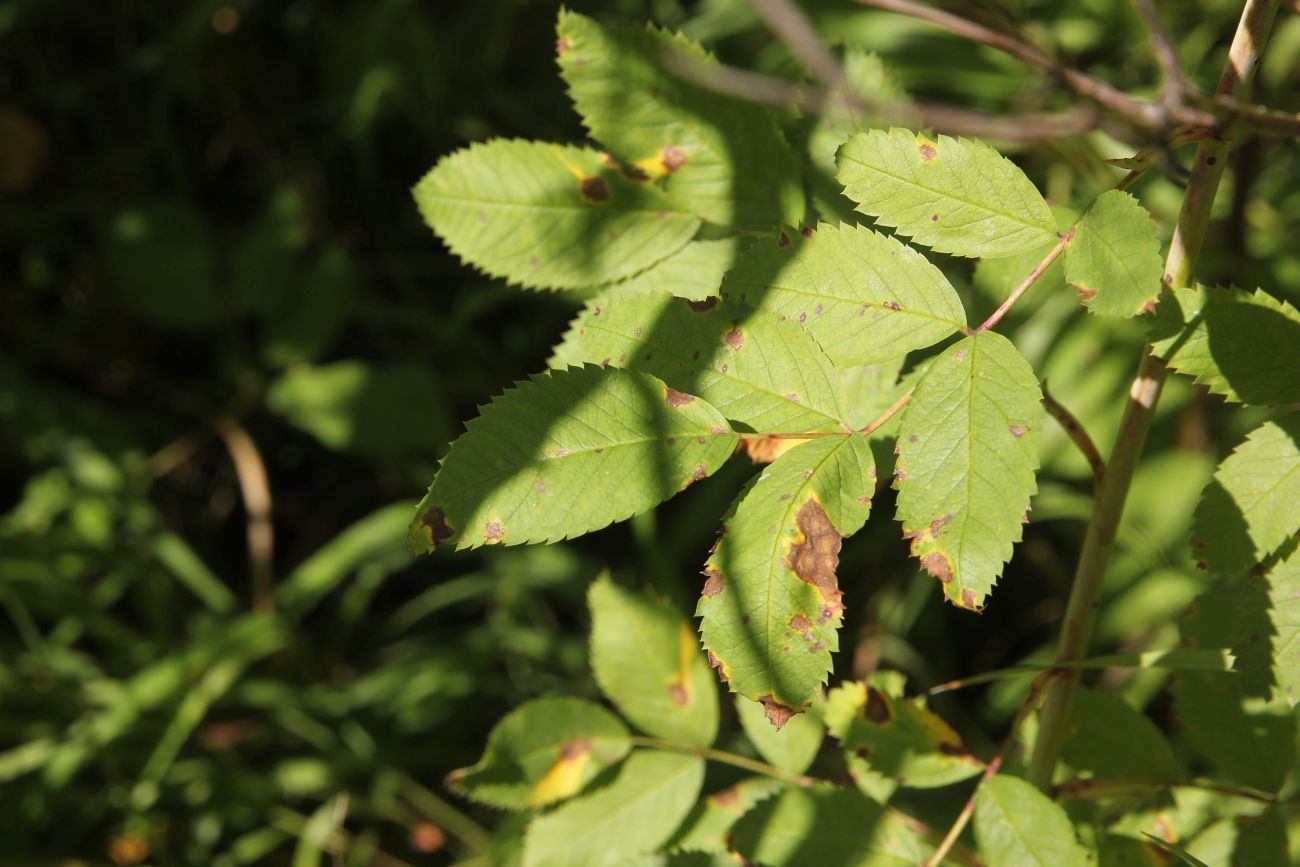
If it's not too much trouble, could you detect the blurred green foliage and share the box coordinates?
[2,0,1298,864]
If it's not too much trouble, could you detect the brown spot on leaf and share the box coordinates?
[421,507,455,546]
[702,567,725,597]
[725,328,745,351]
[556,35,572,55]
[801,226,814,237]
[559,738,593,760]
[1138,299,1158,315]
[777,232,790,248]
[937,741,975,759]
[863,686,892,723]
[710,786,742,809]
[759,695,797,730]
[485,521,505,543]
[621,163,651,182]
[920,552,953,584]
[668,682,689,707]
[707,651,730,683]
[1010,424,1029,438]
[661,145,688,172]
[954,350,967,362]
[788,612,815,642]
[786,497,845,618]
[857,495,871,506]
[959,589,981,610]
[579,176,610,203]
[1075,285,1098,302]
[884,301,902,311]
[665,387,695,407]
[931,213,940,222]
[918,142,938,162]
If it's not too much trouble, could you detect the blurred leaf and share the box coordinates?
[735,694,822,776]
[260,247,356,369]
[1060,688,1182,783]
[522,749,704,867]
[446,697,630,810]
[667,776,784,854]
[975,776,1090,867]
[277,503,413,617]
[589,576,719,748]
[102,202,222,329]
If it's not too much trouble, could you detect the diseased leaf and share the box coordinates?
[837,128,1057,258]
[557,11,803,230]
[589,577,719,748]
[602,239,740,302]
[719,222,968,367]
[1191,417,1300,575]
[410,366,738,553]
[731,784,928,866]
[551,291,849,434]
[698,436,875,722]
[446,697,630,810]
[667,777,785,854]
[975,776,1090,867]
[735,694,823,775]
[1149,285,1300,406]
[1268,544,1300,707]
[413,139,699,290]
[1064,190,1163,318]
[823,679,982,788]
[1171,580,1296,793]
[522,749,704,867]
[1060,688,1182,783]
[894,332,1044,610]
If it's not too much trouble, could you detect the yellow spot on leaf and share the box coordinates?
[529,739,594,806]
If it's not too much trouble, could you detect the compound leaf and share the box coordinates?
[698,436,874,723]
[975,776,1090,867]
[1063,190,1163,318]
[895,332,1043,610]
[413,139,699,290]
[551,290,849,433]
[667,777,785,854]
[720,222,968,367]
[410,366,737,553]
[1191,416,1300,575]
[557,11,803,230]
[735,694,823,776]
[446,697,630,810]
[731,784,928,867]
[823,679,983,789]
[1060,688,1182,783]
[589,577,719,748]
[523,749,704,867]
[1150,285,1300,406]
[837,128,1057,258]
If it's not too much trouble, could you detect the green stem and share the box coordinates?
[627,736,814,787]
[1025,0,1280,791]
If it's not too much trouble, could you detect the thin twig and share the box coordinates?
[860,387,914,435]
[975,229,1074,333]
[1055,777,1279,805]
[1026,0,1281,791]
[749,0,845,88]
[1041,381,1106,493]
[216,419,276,614]
[1133,0,1189,109]
[661,48,1099,142]
[628,735,814,787]
[923,672,1056,867]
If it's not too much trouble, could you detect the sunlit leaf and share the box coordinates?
[1063,190,1162,318]
[975,776,1090,867]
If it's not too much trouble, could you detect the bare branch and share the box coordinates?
[749,0,846,88]
[1132,0,1191,108]
[217,420,276,614]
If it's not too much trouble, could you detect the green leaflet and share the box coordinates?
[446,697,630,810]
[409,366,738,553]
[550,290,850,433]
[412,139,699,290]
[730,784,928,867]
[1191,417,1300,575]
[974,776,1090,867]
[698,436,875,721]
[601,239,740,302]
[823,679,983,788]
[895,331,1043,610]
[1171,580,1296,793]
[734,693,823,775]
[667,777,785,854]
[522,749,704,867]
[589,577,719,748]
[557,11,803,231]
[1268,545,1300,707]
[1063,190,1163,318]
[719,223,968,367]
[837,128,1057,258]
[1150,285,1300,406]
[1059,688,1182,783]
